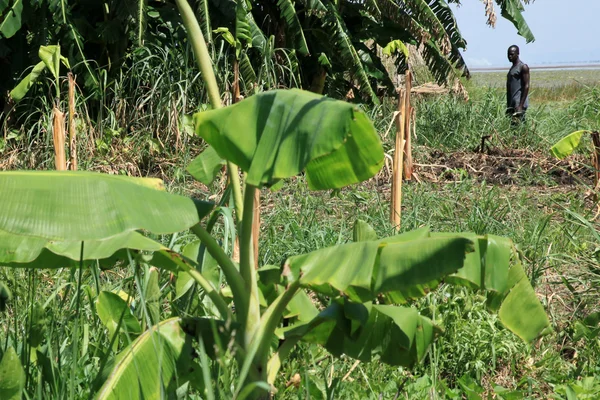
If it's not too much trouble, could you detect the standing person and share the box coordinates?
[506,45,530,125]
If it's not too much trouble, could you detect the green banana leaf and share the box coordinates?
[277,0,309,56]
[382,40,409,57]
[96,291,142,339]
[96,317,229,399]
[0,0,23,38]
[0,347,25,400]
[10,45,68,102]
[0,171,212,241]
[0,229,167,269]
[550,130,588,159]
[352,220,378,242]
[38,45,63,80]
[281,299,438,367]
[96,318,195,399]
[498,0,535,43]
[186,146,225,185]
[284,231,470,302]
[10,61,46,102]
[143,267,161,325]
[235,0,252,58]
[285,227,550,343]
[193,89,384,190]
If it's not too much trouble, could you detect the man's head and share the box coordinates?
[507,45,520,63]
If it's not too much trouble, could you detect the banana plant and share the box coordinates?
[10,45,70,102]
[550,130,597,160]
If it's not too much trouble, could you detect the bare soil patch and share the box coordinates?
[412,148,593,186]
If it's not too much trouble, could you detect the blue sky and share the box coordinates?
[449,0,600,68]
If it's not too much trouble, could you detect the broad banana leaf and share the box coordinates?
[0,171,212,241]
[197,0,212,43]
[240,52,257,86]
[9,61,46,102]
[0,229,167,269]
[0,0,23,38]
[550,130,588,159]
[246,12,266,50]
[10,45,68,102]
[144,267,161,325]
[352,219,378,242]
[96,317,232,399]
[285,234,471,302]
[0,347,25,400]
[235,0,252,58]
[285,228,550,342]
[193,89,384,190]
[300,0,379,102]
[324,3,379,104]
[38,45,62,81]
[96,318,198,399]
[281,299,438,367]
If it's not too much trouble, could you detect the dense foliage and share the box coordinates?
[0,0,535,108]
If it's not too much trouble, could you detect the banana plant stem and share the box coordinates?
[240,184,261,345]
[251,280,301,367]
[191,223,247,324]
[175,0,244,221]
[235,280,301,398]
[184,267,232,321]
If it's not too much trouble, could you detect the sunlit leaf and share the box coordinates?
[187,146,225,185]
[194,89,384,190]
[0,171,211,241]
[0,229,167,269]
[550,130,588,159]
[9,62,46,102]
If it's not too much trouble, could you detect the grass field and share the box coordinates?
[1,69,600,399]
[471,68,600,89]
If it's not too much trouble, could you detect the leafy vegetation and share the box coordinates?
[3,0,600,399]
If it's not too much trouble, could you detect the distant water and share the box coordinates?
[472,63,600,73]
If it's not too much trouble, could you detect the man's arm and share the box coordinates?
[517,64,530,111]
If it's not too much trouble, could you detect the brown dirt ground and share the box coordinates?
[406,148,593,186]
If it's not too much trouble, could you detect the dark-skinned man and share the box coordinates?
[506,45,530,125]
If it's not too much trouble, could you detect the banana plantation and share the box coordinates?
[1,0,600,399]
